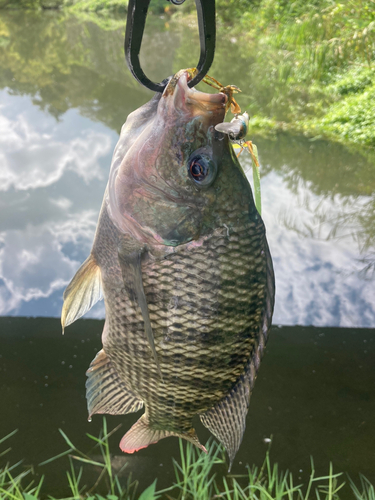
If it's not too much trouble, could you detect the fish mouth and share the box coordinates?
[163,70,227,118]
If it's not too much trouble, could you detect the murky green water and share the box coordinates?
[1,317,374,496]
[0,8,374,496]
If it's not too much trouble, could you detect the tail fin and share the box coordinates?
[119,414,207,454]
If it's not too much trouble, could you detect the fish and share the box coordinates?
[61,69,275,469]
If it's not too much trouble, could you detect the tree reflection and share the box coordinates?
[254,134,375,277]
[1,7,374,302]
[0,10,177,132]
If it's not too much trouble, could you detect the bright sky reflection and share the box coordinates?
[1,71,374,328]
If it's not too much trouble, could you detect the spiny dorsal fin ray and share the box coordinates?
[61,254,102,331]
[117,242,163,380]
[200,241,275,471]
[120,413,207,454]
[86,349,143,418]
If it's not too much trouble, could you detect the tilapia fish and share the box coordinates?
[62,69,275,467]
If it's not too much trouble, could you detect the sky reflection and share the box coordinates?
[1,89,374,326]
[260,171,375,327]
[0,13,374,328]
[0,90,114,317]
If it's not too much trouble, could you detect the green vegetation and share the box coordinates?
[177,0,375,150]
[222,0,375,148]
[1,0,375,149]
[0,0,168,14]
[1,421,375,500]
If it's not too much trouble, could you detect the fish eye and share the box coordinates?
[187,149,217,187]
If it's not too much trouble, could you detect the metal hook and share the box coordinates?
[168,0,186,5]
[124,0,216,92]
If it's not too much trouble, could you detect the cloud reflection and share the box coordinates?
[0,92,114,316]
[0,111,111,191]
[0,224,77,314]
[1,91,374,327]
[258,170,375,327]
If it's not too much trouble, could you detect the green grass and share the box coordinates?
[235,0,375,148]
[1,420,374,500]
[300,66,375,146]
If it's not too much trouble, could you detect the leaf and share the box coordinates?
[23,494,38,500]
[38,448,73,466]
[138,480,160,500]
[58,428,77,450]
[0,429,18,445]
[250,142,262,216]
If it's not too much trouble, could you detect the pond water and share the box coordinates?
[1,10,374,326]
[0,7,374,497]
[1,318,375,496]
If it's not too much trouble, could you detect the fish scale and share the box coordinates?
[62,70,274,467]
[99,203,267,427]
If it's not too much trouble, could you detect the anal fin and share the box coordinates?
[62,254,102,330]
[86,349,143,419]
[118,243,162,379]
[120,414,207,454]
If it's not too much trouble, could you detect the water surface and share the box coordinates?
[1,10,374,326]
[0,9,374,496]
[1,317,374,496]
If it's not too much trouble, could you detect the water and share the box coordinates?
[1,11,374,326]
[1,317,374,495]
[0,8,374,496]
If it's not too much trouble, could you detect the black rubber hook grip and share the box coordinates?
[124,0,216,92]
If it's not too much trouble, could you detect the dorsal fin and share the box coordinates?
[117,242,163,380]
[86,349,143,419]
[119,413,206,454]
[61,254,102,331]
[200,370,251,472]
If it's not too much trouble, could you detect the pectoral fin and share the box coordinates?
[118,243,162,379]
[61,254,102,331]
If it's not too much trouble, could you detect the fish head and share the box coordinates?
[107,70,235,247]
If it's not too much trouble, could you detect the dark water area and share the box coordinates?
[0,7,375,496]
[0,317,374,496]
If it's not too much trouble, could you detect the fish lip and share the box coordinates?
[182,72,228,106]
[166,70,228,113]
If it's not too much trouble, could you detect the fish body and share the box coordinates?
[62,70,275,467]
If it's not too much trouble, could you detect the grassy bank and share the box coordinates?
[0,0,127,14]
[219,0,375,149]
[1,421,375,500]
